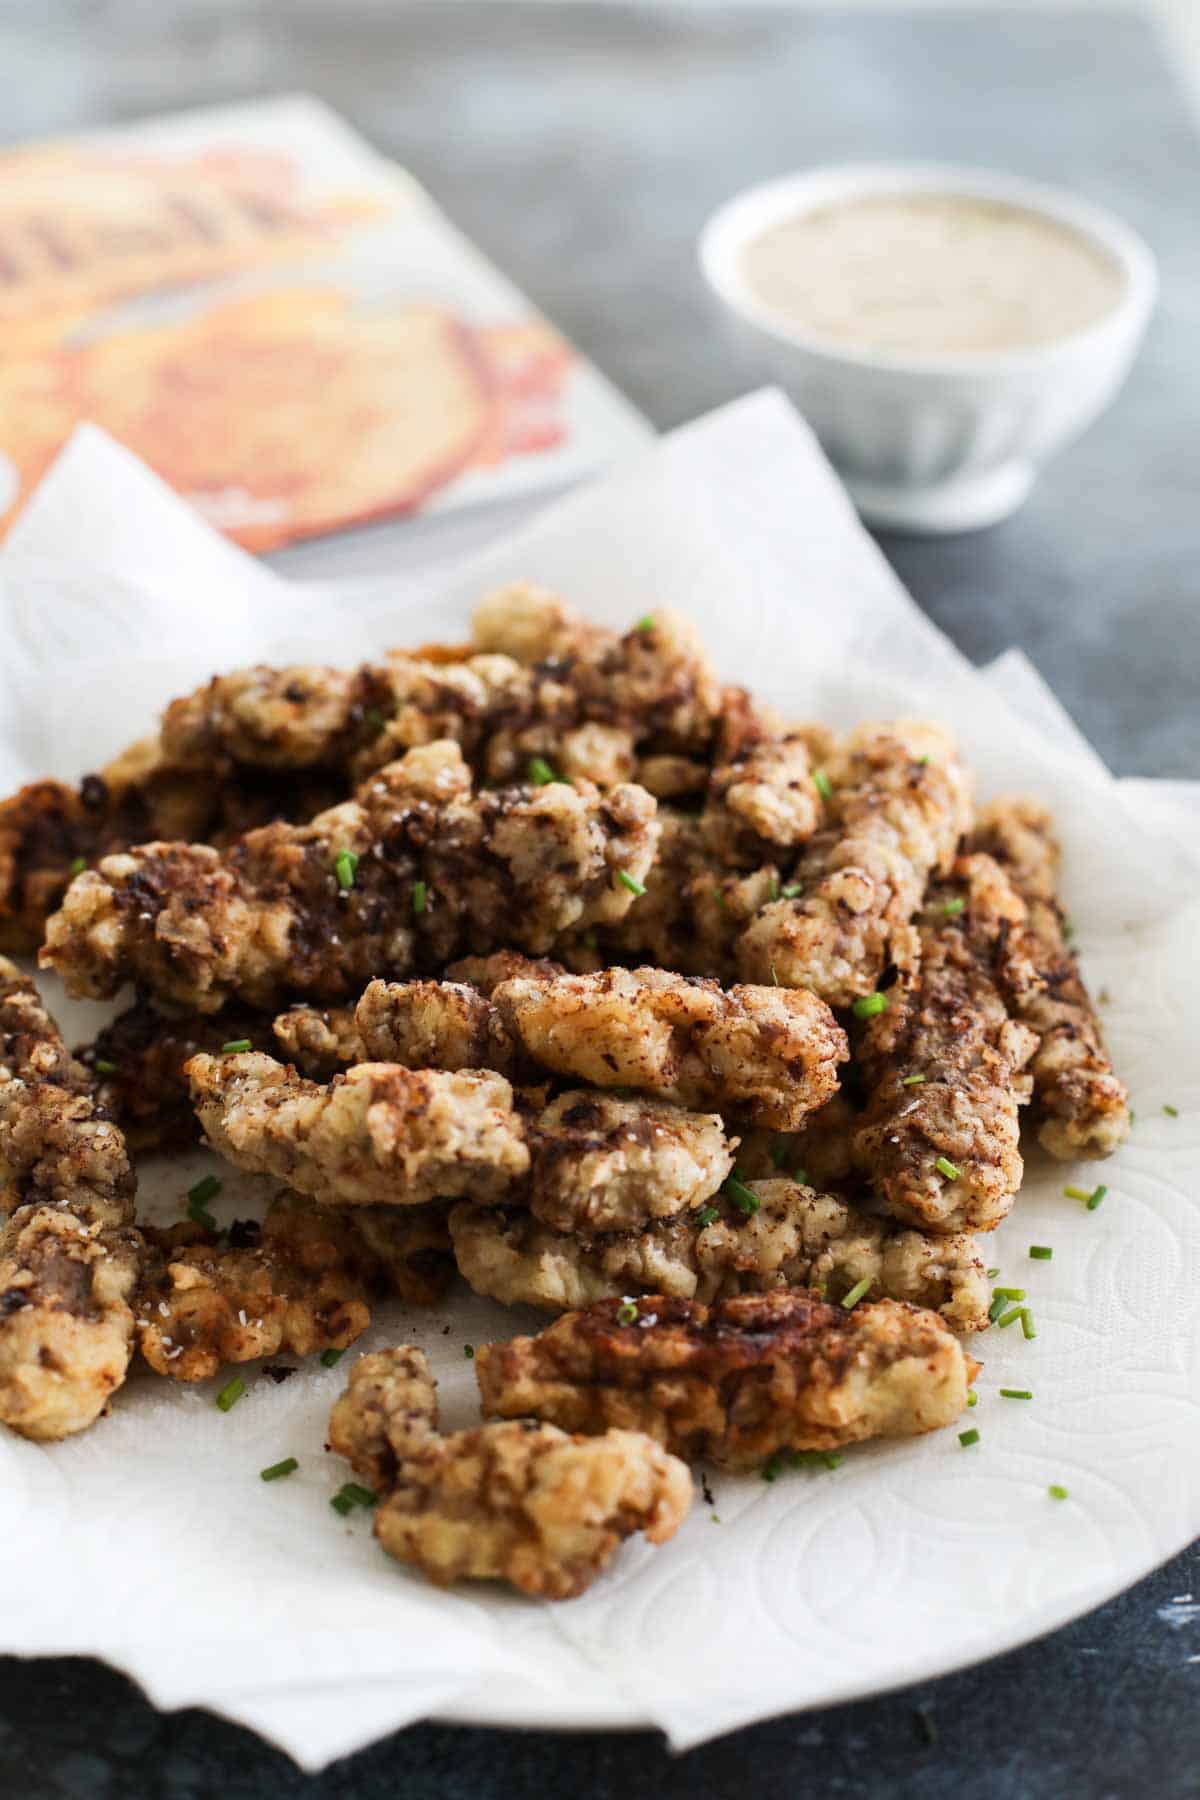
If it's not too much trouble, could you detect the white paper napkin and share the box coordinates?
[1,394,1197,1768]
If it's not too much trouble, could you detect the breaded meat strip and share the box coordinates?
[475,1290,972,1469]
[0,960,142,1439]
[738,721,972,1005]
[137,1196,377,1381]
[450,1177,990,1336]
[0,744,336,956]
[852,855,1039,1234]
[969,798,1130,1159]
[189,1052,734,1234]
[78,1003,270,1152]
[355,966,847,1132]
[188,1053,531,1209]
[329,1345,691,1598]
[41,741,659,1011]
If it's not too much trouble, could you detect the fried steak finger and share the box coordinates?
[188,1053,531,1208]
[41,741,659,1010]
[475,1290,972,1469]
[329,1345,692,1598]
[450,1176,991,1336]
[137,1195,377,1380]
[969,798,1130,1159]
[852,855,1039,1234]
[738,721,972,1004]
[357,965,847,1131]
[0,960,142,1439]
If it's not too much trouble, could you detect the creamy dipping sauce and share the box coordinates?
[740,193,1126,356]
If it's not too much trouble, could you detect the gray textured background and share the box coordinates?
[0,5,1197,1796]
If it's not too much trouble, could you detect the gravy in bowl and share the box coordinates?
[739,192,1126,357]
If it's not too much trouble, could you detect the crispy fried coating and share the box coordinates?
[852,855,1038,1233]
[737,721,972,1005]
[491,966,847,1131]
[702,731,822,867]
[190,1050,732,1235]
[969,799,1130,1159]
[0,959,142,1439]
[41,741,659,1011]
[161,663,384,772]
[270,1004,362,1079]
[137,1195,377,1381]
[0,748,337,956]
[357,966,846,1132]
[188,1052,531,1208]
[78,1003,270,1152]
[449,1178,990,1335]
[329,1345,691,1598]
[475,1290,971,1469]
[527,1090,734,1233]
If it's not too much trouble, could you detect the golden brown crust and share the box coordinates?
[188,1052,531,1208]
[851,855,1039,1233]
[449,1176,990,1334]
[330,1344,692,1598]
[41,742,660,1011]
[0,959,142,1439]
[476,1290,971,1469]
[737,721,972,1005]
[970,799,1131,1159]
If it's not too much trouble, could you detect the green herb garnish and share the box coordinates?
[852,992,888,1020]
[334,848,359,891]
[221,1038,252,1055]
[260,1458,299,1482]
[412,879,428,915]
[1029,1246,1053,1261]
[320,1348,344,1368]
[841,1276,872,1310]
[527,756,557,786]
[958,1429,980,1448]
[616,869,646,897]
[216,1376,246,1413]
[722,1173,761,1216]
[935,1155,961,1181]
[812,769,832,802]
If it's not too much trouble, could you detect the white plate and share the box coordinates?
[2,395,1197,1770]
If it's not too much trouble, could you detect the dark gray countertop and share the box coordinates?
[1,5,1197,1795]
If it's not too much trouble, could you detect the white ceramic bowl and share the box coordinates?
[699,162,1157,532]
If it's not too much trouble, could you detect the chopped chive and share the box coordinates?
[616,869,647,897]
[330,1492,355,1516]
[1048,1484,1069,1500]
[320,1348,344,1368]
[992,1287,1026,1301]
[958,1428,980,1448]
[996,1306,1024,1329]
[334,848,359,891]
[68,855,86,877]
[967,1390,978,1408]
[841,1276,872,1310]
[188,1175,222,1207]
[364,706,386,737]
[1163,1104,1179,1117]
[822,1452,844,1471]
[260,1457,299,1482]
[780,883,803,899]
[1129,1110,1136,1126]
[988,1294,1009,1323]
[942,897,965,917]
[986,1267,1000,1279]
[761,1452,784,1482]
[93,1058,118,1076]
[1029,1246,1053,1261]
[463,1344,475,1359]
[1020,1308,1037,1340]
[902,1072,926,1086]
[216,1375,246,1413]
[635,614,655,633]
[935,1155,961,1181]
[188,1202,217,1232]
[917,754,931,767]
[693,1205,719,1228]
[527,756,557,786]
[812,768,833,802]
[852,992,888,1020]
[766,875,780,902]
[770,964,780,987]
[616,1301,638,1325]
[1086,1185,1107,1212]
[221,1038,252,1055]
[411,878,428,915]
[1063,1185,1092,1201]
[999,1389,1033,1400]
[771,1139,791,1168]
[791,1167,808,1186]
[723,1173,761,1215]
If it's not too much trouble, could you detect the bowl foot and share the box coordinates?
[845,460,1035,534]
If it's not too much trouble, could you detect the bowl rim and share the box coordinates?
[698,159,1159,377]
